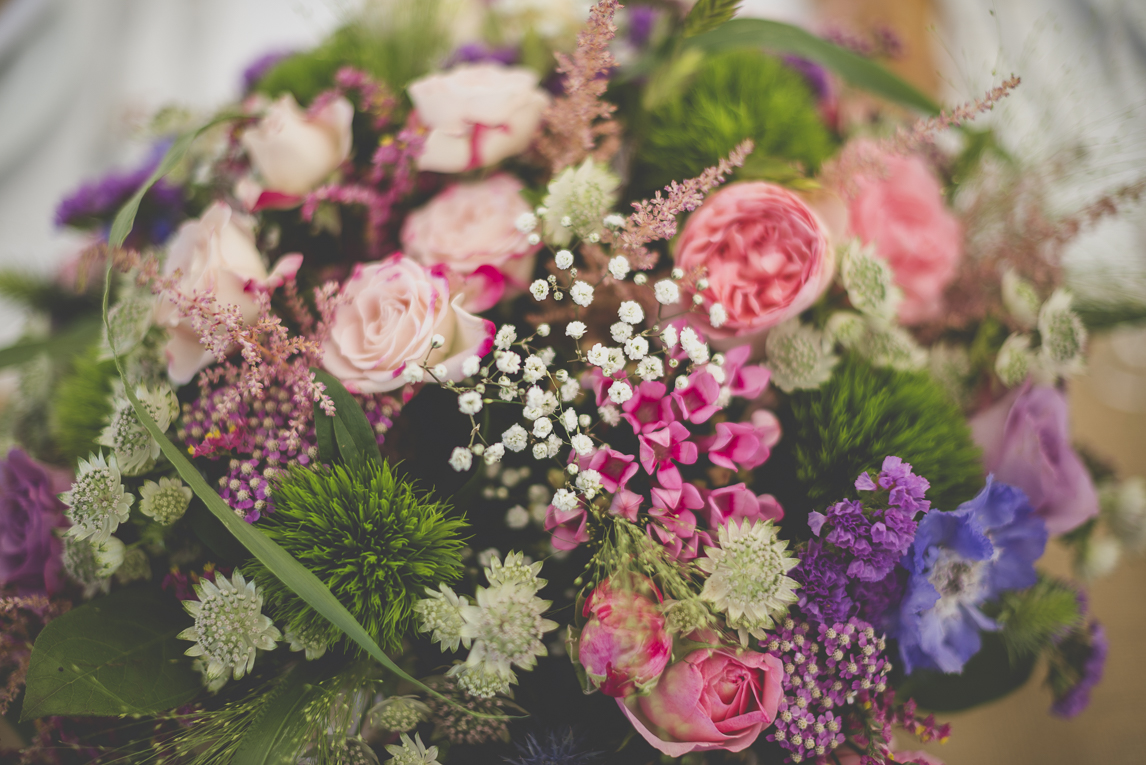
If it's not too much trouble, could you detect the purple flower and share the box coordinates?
[241,49,294,93]
[791,540,852,625]
[445,42,519,68]
[782,55,833,101]
[895,477,1048,674]
[0,449,71,596]
[626,6,659,49]
[1050,620,1107,718]
[970,383,1099,535]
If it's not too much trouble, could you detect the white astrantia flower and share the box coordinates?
[654,280,681,305]
[496,351,522,375]
[458,391,483,416]
[98,385,178,476]
[570,433,594,455]
[554,249,575,270]
[103,292,156,359]
[861,325,927,372]
[462,355,482,377]
[636,356,665,381]
[62,536,114,599]
[995,333,1034,388]
[386,732,441,765]
[495,325,517,349]
[625,336,649,360]
[839,240,900,320]
[484,443,505,465]
[765,319,838,393]
[697,519,800,642]
[139,476,192,525]
[618,300,644,324]
[610,321,633,343]
[542,158,620,246]
[178,570,281,685]
[709,303,728,329]
[1001,269,1041,329]
[61,451,134,543]
[570,281,594,307]
[824,311,868,350]
[415,583,471,653]
[368,695,431,734]
[530,279,550,301]
[449,447,473,472]
[608,255,631,280]
[501,424,528,453]
[608,380,633,405]
[485,550,546,590]
[93,535,125,579]
[285,625,328,661]
[552,488,579,512]
[597,404,621,426]
[565,321,587,339]
[1038,288,1087,377]
[576,468,603,498]
[522,355,547,383]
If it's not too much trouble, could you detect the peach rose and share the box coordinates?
[846,142,963,325]
[675,182,834,339]
[241,94,353,197]
[155,202,301,385]
[407,63,549,173]
[400,174,540,312]
[322,256,495,394]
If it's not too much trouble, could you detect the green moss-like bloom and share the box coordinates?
[248,460,467,655]
[632,49,836,195]
[49,346,117,465]
[758,354,984,518]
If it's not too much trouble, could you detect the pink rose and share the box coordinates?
[401,174,540,312]
[407,63,549,173]
[846,142,963,325]
[155,202,302,385]
[675,182,834,338]
[969,382,1099,535]
[321,256,495,394]
[241,94,353,197]
[576,576,673,697]
[618,646,783,756]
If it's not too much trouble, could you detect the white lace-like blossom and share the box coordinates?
[61,452,134,543]
[995,333,1034,388]
[824,311,868,349]
[532,417,553,439]
[522,355,547,383]
[565,321,587,339]
[709,303,728,329]
[62,536,116,598]
[697,519,799,640]
[561,378,581,402]
[496,351,522,375]
[542,158,620,246]
[636,356,665,381]
[1001,269,1041,329]
[494,325,517,350]
[608,255,631,280]
[840,240,900,320]
[576,468,603,498]
[552,488,579,512]
[462,355,482,377]
[415,583,471,653]
[570,433,594,455]
[608,380,633,405]
[570,281,594,307]
[485,551,546,590]
[449,447,473,472]
[530,279,550,301]
[178,570,280,685]
[139,477,192,525]
[98,385,178,476]
[625,336,649,360]
[765,320,838,393]
[618,300,644,324]
[385,733,441,765]
[501,424,528,453]
[610,321,633,343]
[1038,288,1086,377]
[679,327,709,365]
[285,625,328,661]
[560,408,577,431]
[661,325,679,348]
[654,280,681,305]
[403,365,425,384]
[484,443,505,465]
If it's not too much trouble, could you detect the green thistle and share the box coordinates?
[249,460,467,655]
[758,354,984,516]
[633,49,836,195]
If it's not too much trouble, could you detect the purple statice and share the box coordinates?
[1049,619,1107,717]
[0,449,70,597]
[764,617,893,763]
[850,568,905,634]
[626,6,659,49]
[241,49,294,93]
[446,42,519,68]
[791,540,852,625]
[895,477,1047,675]
[782,56,832,101]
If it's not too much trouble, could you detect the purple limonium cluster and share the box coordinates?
[894,477,1048,674]
[763,617,892,763]
[0,449,71,597]
[1049,590,1108,718]
[793,457,930,627]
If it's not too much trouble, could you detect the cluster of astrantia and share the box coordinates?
[995,274,1088,387]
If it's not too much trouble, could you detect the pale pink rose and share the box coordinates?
[969,382,1099,535]
[241,94,353,197]
[401,174,540,311]
[846,142,963,325]
[675,182,834,339]
[407,63,549,173]
[155,202,302,385]
[618,645,783,756]
[576,576,673,698]
[321,256,495,394]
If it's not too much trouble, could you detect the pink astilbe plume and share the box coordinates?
[536,0,622,174]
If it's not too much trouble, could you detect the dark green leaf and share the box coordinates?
[682,0,742,38]
[0,319,102,370]
[21,588,199,720]
[314,403,336,464]
[685,19,940,114]
[232,661,327,765]
[898,632,1036,712]
[311,368,382,465]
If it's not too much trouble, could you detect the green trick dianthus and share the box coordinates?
[49,346,117,465]
[249,460,467,656]
[632,49,836,195]
[758,354,984,519]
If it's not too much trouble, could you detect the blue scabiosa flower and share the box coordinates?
[896,477,1048,674]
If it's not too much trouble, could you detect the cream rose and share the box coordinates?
[155,202,302,385]
[407,63,549,173]
[241,93,354,196]
[322,256,495,394]
[400,174,540,311]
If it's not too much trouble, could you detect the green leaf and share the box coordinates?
[310,368,382,465]
[109,112,238,249]
[897,632,1036,712]
[682,0,742,38]
[684,19,940,114]
[21,588,200,720]
[232,661,327,765]
[0,318,102,370]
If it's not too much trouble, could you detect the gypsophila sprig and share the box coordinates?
[178,570,281,686]
[139,476,192,524]
[60,451,134,543]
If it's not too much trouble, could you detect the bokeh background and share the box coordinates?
[0,0,1143,762]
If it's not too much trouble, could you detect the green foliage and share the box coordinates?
[759,354,984,518]
[999,577,1083,664]
[311,368,382,466]
[255,4,450,105]
[682,0,742,38]
[249,461,467,655]
[49,345,117,465]
[21,587,200,720]
[898,631,1036,712]
[632,49,836,194]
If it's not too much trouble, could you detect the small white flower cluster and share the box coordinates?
[62,535,123,599]
[997,280,1087,386]
[765,319,838,392]
[60,452,134,543]
[415,553,557,699]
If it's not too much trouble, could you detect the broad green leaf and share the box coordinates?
[682,0,742,38]
[0,318,102,370]
[109,112,238,249]
[21,588,200,720]
[232,661,326,765]
[311,368,382,465]
[685,19,940,114]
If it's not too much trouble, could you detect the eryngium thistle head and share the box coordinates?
[178,569,280,684]
[60,451,133,543]
[505,727,603,765]
[249,461,467,655]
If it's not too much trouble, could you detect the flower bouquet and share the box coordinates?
[2,1,1144,764]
